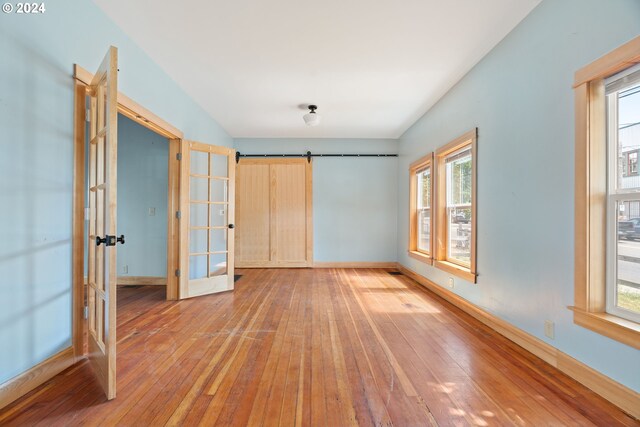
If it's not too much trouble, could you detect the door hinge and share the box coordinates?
[175,269,181,277]
[83,306,89,319]
[176,153,182,161]
[176,210,181,219]
[85,108,90,122]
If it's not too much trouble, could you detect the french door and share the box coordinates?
[86,46,118,400]
[179,141,236,298]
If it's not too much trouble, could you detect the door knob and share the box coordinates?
[228,224,235,229]
[96,235,125,246]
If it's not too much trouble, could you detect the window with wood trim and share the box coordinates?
[573,35,640,349]
[606,65,640,324]
[409,154,433,264]
[434,129,477,283]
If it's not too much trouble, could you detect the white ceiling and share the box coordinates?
[93,0,540,139]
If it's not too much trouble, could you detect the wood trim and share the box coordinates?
[0,347,76,411]
[166,139,181,300]
[238,261,311,268]
[187,140,234,156]
[570,307,640,350]
[397,264,640,419]
[433,129,478,281]
[227,147,237,290]
[574,82,589,310]
[433,260,476,283]
[434,128,477,157]
[72,81,86,360]
[587,79,607,312]
[409,152,433,170]
[408,153,433,259]
[556,352,640,419]
[573,37,640,345]
[117,276,166,286]
[407,251,433,265]
[74,65,184,139]
[178,139,191,299]
[312,262,397,269]
[574,35,640,87]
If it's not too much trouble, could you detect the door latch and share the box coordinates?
[96,235,125,246]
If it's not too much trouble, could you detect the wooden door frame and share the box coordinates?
[73,64,183,358]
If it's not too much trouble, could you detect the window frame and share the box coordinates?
[434,129,478,283]
[572,35,640,349]
[408,153,434,265]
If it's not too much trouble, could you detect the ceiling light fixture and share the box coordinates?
[303,105,321,126]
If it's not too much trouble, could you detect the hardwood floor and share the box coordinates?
[0,268,637,426]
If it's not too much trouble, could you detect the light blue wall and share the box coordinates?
[235,139,398,262]
[0,0,231,384]
[397,0,640,391]
[117,115,168,278]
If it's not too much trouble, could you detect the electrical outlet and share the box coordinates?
[544,320,555,339]
[148,207,156,216]
[448,277,454,289]
[123,265,128,274]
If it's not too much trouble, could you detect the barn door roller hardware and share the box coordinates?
[235,151,398,163]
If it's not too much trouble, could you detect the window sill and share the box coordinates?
[408,251,432,265]
[434,260,477,283]
[569,307,640,350]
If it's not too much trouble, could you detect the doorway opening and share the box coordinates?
[114,114,170,295]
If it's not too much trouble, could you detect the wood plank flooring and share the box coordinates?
[0,268,638,426]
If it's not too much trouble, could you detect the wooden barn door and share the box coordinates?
[179,141,236,299]
[86,46,119,400]
[236,158,313,267]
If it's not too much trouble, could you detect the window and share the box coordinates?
[434,129,477,282]
[409,154,433,264]
[623,150,639,177]
[445,147,472,267]
[606,65,640,323]
[573,35,640,349]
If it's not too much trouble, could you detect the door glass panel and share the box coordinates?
[211,206,227,227]
[99,298,109,344]
[88,287,96,333]
[189,255,207,279]
[189,229,208,254]
[190,203,208,228]
[211,178,228,203]
[210,228,227,252]
[190,176,208,201]
[209,252,227,276]
[211,154,228,177]
[191,150,209,175]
